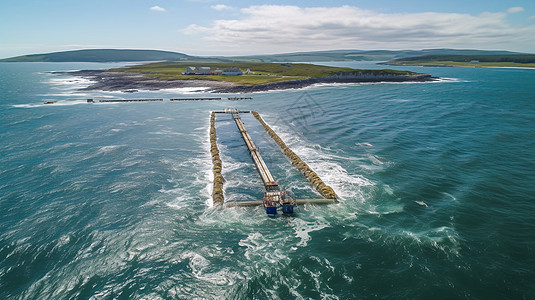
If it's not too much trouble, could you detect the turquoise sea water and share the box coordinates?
[1,62,534,299]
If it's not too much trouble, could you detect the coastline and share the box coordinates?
[385,63,535,70]
[57,69,437,93]
[484,66,535,70]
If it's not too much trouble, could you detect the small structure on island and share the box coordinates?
[185,66,197,74]
[470,60,480,64]
[198,67,211,74]
[213,69,223,75]
[222,67,243,76]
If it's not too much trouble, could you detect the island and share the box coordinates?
[386,55,535,69]
[62,62,436,93]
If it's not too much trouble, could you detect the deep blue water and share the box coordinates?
[1,62,534,299]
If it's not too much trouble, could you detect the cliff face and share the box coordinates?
[326,72,432,80]
[212,72,435,93]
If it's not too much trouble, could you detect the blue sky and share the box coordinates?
[1,0,535,58]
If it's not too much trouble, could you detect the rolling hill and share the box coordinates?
[0,49,195,62]
[386,54,535,68]
[1,48,529,63]
[224,49,527,63]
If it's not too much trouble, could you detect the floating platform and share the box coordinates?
[85,98,222,103]
[225,198,336,208]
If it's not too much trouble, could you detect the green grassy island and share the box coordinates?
[65,62,434,93]
[110,62,425,85]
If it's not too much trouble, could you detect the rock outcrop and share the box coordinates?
[212,72,434,93]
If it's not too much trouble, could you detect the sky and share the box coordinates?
[1,0,535,58]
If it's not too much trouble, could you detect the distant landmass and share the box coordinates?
[0,49,195,62]
[386,54,535,68]
[1,48,529,63]
[225,49,527,63]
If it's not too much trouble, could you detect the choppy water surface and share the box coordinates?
[1,62,534,299]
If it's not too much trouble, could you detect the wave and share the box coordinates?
[241,77,465,95]
[261,114,375,201]
[45,76,95,88]
[11,100,89,108]
[42,72,96,92]
[433,77,470,83]
[141,87,212,94]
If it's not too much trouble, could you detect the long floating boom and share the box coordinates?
[210,112,224,205]
[251,111,337,200]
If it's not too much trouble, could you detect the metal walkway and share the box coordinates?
[232,111,276,187]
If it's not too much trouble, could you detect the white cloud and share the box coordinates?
[150,6,166,12]
[181,5,535,53]
[530,15,535,20]
[211,4,234,11]
[507,7,524,14]
[183,24,212,34]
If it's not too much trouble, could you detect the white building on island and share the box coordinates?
[183,66,245,76]
[222,67,243,76]
[198,67,211,74]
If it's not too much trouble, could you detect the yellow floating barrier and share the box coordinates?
[210,112,224,205]
[251,111,337,200]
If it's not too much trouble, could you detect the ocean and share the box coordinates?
[1,61,534,299]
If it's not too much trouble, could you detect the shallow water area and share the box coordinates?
[1,61,534,299]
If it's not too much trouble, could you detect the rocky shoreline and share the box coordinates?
[58,70,437,93]
[213,72,436,93]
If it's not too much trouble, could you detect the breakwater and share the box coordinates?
[81,98,241,103]
[90,98,163,103]
[170,97,221,101]
[251,111,337,200]
[210,112,224,205]
[228,97,253,100]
